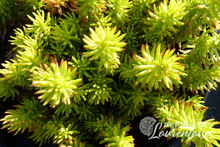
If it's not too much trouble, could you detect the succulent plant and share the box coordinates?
[0,78,19,100]
[121,43,186,91]
[29,115,79,146]
[86,115,134,146]
[133,0,157,13]
[76,0,107,22]
[143,0,188,39]
[183,0,220,37]
[30,56,82,107]
[106,0,132,26]
[1,0,220,146]
[158,98,220,147]
[26,10,52,38]
[0,61,32,87]
[181,31,220,94]
[68,52,96,80]
[1,99,47,135]
[83,26,127,73]
[50,12,80,49]
[85,71,114,105]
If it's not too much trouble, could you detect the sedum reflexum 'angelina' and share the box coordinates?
[1,0,220,146]
[183,0,220,37]
[1,99,46,135]
[76,0,107,22]
[143,0,188,39]
[106,0,132,25]
[26,10,52,38]
[29,115,79,146]
[147,92,220,147]
[85,71,114,105]
[86,115,134,147]
[122,44,186,91]
[83,26,127,73]
[0,34,46,88]
[50,12,80,49]
[158,98,220,147]
[181,31,220,94]
[31,57,82,107]
[0,78,19,100]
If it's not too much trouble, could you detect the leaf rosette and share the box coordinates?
[132,44,186,91]
[83,26,127,73]
[31,57,82,107]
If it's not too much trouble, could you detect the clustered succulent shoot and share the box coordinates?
[83,26,127,74]
[31,56,83,107]
[121,43,186,91]
[0,0,220,147]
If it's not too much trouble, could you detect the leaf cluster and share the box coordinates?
[1,0,220,147]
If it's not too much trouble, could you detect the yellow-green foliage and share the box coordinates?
[1,0,220,146]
